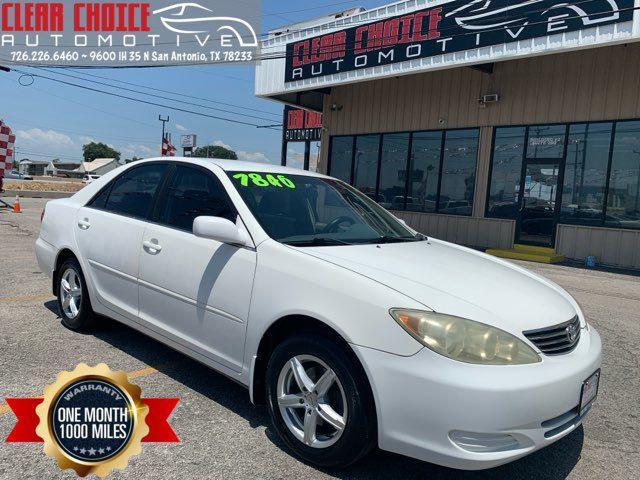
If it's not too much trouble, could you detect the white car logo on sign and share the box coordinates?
[153,2,258,47]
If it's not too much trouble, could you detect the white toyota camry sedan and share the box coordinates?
[36,157,601,470]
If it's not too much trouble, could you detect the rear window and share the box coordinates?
[88,164,168,219]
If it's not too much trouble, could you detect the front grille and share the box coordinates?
[523,316,581,355]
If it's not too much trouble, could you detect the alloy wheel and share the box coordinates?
[276,354,348,449]
[60,268,82,319]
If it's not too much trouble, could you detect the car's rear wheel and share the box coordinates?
[266,334,376,468]
[57,258,93,330]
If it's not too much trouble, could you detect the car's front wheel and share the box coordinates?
[56,257,93,330]
[266,333,376,468]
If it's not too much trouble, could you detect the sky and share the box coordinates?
[0,0,385,166]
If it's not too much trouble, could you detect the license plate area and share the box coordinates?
[579,369,600,415]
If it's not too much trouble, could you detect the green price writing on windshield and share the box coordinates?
[233,173,296,189]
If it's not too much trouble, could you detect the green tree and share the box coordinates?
[193,145,238,160]
[82,142,121,162]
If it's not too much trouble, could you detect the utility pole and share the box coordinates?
[158,115,169,155]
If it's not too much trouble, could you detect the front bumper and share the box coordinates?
[352,325,602,470]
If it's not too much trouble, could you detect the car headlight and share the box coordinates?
[390,309,541,365]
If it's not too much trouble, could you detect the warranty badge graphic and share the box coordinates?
[6,364,179,477]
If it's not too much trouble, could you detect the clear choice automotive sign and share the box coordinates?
[284,0,634,82]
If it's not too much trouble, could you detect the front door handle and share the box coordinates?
[77,218,91,230]
[143,239,162,254]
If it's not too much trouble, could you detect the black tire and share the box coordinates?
[266,333,377,468]
[56,257,93,331]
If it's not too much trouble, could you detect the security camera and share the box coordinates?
[438,118,446,126]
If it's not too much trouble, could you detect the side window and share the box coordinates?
[103,164,168,219]
[87,184,112,210]
[159,166,236,231]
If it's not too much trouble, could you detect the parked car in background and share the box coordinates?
[6,170,33,180]
[36,158,601,470]
[82,174,101,184]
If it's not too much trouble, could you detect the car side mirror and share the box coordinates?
[193,216,250,247]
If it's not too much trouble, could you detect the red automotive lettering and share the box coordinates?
[140,3,150,31]
[292,40,308,68]
[117,4,127,31]
[24,3,33,31]
[382,18,400,47]
[354,25,367,54]
[310,36,323,63]
[398,15,414,44]
[2,4,13,31]
[428,7,442,40]
[102,3,114,31]
[73,3,84,31]
[412,11,429,42]
[367,22,384,51]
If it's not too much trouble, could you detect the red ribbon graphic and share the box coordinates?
[4,398,179,443]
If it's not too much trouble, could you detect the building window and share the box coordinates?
[353,135,380,200]
[408,131,442,213]
[438,129,479,216]
[527,124,566,159]
[488,120,640,231]
[327,128,479,216]
[607,121,640,229]
[561,122,613,224]
[378,133,410,210]
[487,127,526,218]
[328,136,353,183]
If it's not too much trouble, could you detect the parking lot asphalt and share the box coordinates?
[1,197,639,480]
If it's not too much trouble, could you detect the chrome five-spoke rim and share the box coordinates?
[277,355,347,449]
[60,268,82,319]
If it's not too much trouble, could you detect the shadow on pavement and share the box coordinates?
[44,300,584,480]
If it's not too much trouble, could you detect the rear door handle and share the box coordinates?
[143,239,162,254]
[77,219,91,230]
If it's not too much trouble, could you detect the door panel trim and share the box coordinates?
[137,278,244,324]
[88,259,137,282]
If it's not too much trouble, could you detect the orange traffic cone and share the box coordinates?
[12,195,21,213]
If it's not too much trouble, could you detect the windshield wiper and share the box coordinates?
[284,237,354,247]
[373,235,425,244]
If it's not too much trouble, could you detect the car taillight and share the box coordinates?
[40,206,46,222]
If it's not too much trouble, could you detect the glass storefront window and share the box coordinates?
[527,124,566,159]
[607,121,640,229]
[561,123,613,224]
[308,141,321,173]
[378,133,410,210]
[353,135,380,199]
[285,144,305,170]
[408,131,442,213]
[438,129,479,215]
[487,127,526,218]
[328,129,479,216]
[328,136,353,183]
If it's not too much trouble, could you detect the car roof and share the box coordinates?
[138,156,331,179]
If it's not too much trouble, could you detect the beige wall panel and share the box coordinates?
[393,211,515,249]
[557,225,640,269]
[324,44,640,139]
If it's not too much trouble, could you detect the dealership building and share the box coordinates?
[256,0,640,270]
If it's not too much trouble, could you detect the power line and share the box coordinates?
[32,66,280,122]
[65,68,281,118]
[0,74,156,128]
[8,67,282,130]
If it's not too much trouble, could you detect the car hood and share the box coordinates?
[299,239,577,334]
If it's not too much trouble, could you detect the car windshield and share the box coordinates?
[227,171,424,246]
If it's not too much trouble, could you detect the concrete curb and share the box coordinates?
[1,190,74,199]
